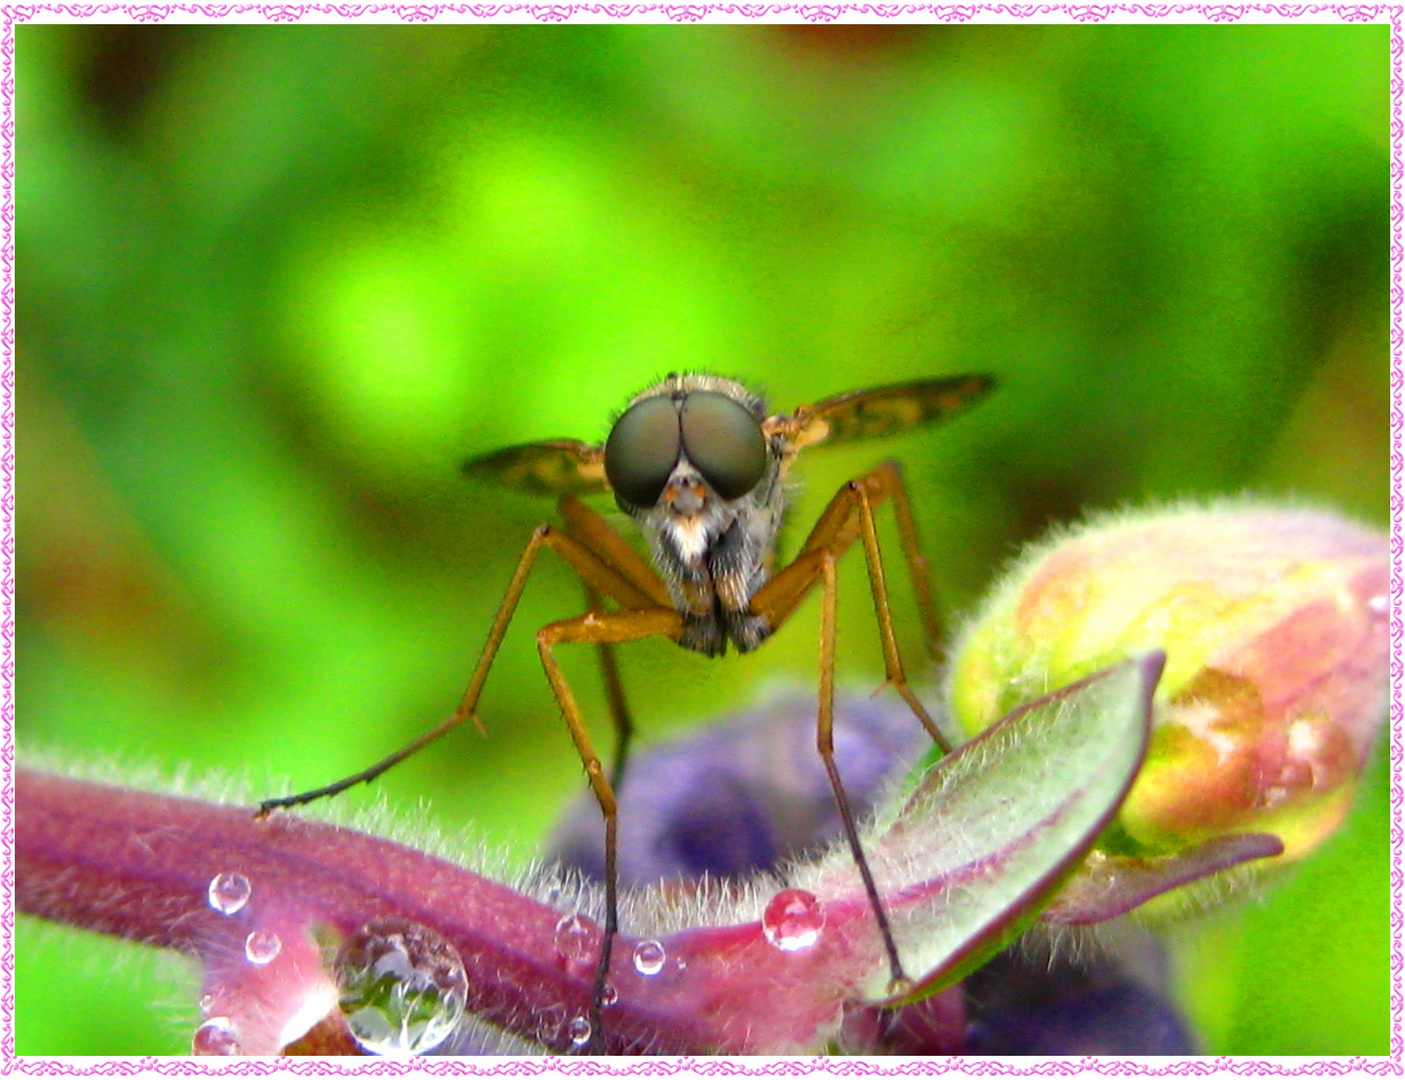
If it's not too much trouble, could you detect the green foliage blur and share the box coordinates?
[16,24,1389,1057]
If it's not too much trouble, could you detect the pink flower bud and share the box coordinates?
[947,503,1388,862]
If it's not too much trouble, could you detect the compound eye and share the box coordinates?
[680,391,767,501]
[605,396,682,506]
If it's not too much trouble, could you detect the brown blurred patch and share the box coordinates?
[281,1012,364,1056]
[78,26,206,134]
[1004,469,1104,546]
[20,358,230,701]
[1258,318,1389,523]
[769,26,937,59]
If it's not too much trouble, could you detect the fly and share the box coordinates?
[260,371,995,1053]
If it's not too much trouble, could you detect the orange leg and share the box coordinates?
[882,462,944,659]
[260,497,681,1053]
[259,514,672,815]
[560,495,669,790]
[751,462,951,754]
[560,495,672,608]
[816,550,909,992]
[583,582,635,790]
[745,463,952,995]
[537,606,685,1052]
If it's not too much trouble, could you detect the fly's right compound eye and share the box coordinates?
[679,391,767,501]
[605,396,683,506]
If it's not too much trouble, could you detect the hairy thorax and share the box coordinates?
[639,488,783,657]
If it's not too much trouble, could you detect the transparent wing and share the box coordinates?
[784,374,995,450]
[462,439,609,497]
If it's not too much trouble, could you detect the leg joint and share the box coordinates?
[537,623,562,649]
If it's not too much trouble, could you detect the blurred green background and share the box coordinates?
[16,24,1390,1056]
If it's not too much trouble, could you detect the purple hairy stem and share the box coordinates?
[16,768,925,1054]
[19,654,1229,1056]
[17,769,706,1054]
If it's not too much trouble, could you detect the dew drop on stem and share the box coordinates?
[553,912,601,965]
[762,888,826,951]
[333,917,469,1057]
[192,1017,239,1055]
[206,872,251,916]
[244,929,282,965]
[632,938,666,976]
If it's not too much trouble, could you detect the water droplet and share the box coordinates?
[192,1016,239,1055]
[567,1016,592,1046]
[600,983,618,1006]
[632,938,666,976]
[762,888,826,952]
[553,912,601,965]
[198,993,215,1017]
[334,917,469,1057]
[206,872,251,916]
[244,929,282,965]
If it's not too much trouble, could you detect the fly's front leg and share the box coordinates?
[582,582,634,790]
[749,547,910,994]
[740,466,958,1001]
[815,550,908,993]
[559,495,672,608]
[559,494,672,791]
[537,606,684,1053]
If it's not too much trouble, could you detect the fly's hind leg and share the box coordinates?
[754,464,951,755]
[256,492,677,1053]
[878,460,944,661]
[259,505,671,816]
[848,462,950,753]
[537,606,684,1053]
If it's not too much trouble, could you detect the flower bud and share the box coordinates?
[946,502,1388,862]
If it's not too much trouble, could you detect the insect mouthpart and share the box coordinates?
[664,479,708,517]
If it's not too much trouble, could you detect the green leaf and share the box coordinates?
[853,652,1161,1000]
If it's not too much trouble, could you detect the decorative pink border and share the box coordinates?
[0,5,1395,19]
[2,1,17,1072]
[1389,0,1404,1073]
[0,8,1398,1076]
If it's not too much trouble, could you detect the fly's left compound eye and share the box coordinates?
[605,395,683,506]
[680,391,767,501]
